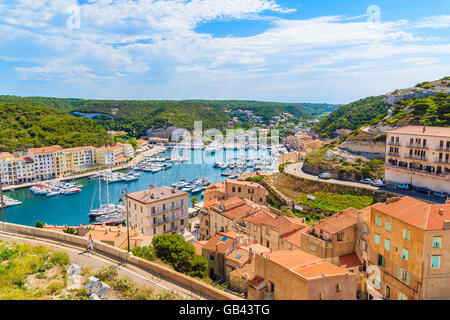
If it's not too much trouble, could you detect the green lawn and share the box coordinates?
[297,192,376,213]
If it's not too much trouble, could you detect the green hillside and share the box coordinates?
[384,92,450,127]
[312,96,391,137]
[0,102,113,152]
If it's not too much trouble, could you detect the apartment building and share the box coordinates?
[95,145,127,167]
[0,153,35,185]
[385,126,450,193]
[125,186,189,236]
[301,208,360,265]
[369,197,450,300]
[28,146,62,181]
[55,146,97,178]
[203,179,268,206]
[247,250,357,300]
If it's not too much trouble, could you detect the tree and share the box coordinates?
[191,196,199,208]
[35,220,44,228]
[132,245,156,261]
[151,234,207,278]
[128,138,138,150]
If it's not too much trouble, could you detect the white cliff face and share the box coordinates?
[384,79,450,105]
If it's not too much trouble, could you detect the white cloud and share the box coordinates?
[413,15,450,29]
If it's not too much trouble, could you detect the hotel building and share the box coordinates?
[28,146,62,181]
[125,186,189,236]
[385,126,450,193]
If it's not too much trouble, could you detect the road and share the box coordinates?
[284,162,446,204]
[0,230,210,300]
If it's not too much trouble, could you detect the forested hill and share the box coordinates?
[0,96,340,137]
[0,102,113,152]
[312,96,391,137]
[313,76,450,137]
[182,100,340,119]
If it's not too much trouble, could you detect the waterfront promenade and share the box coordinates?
[3,146,166,191]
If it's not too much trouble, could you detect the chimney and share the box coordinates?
[439,209,444,216]
[248,248,253,263]
[423,126,426,133]
[322,272,326,278]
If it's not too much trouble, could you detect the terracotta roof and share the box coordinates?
[387,126,450,137]
[126,186,188,204]
[0,152,13,159]
[203,233,235,254]
[227,248,249,264]
[244,211,274,227]
[249,275,265,287]
[358,206,372,224]
[205,182,225,193]
[313,207,358,234]
[226,178,266,190]
[193,241,207,256]
[230,260,255,280]
[371,197,450,231]
[264,250,350,280]
[211,197,259,220]
[63,146,96,152]
[29,146,62,154]
[339,252,363,268]
[279,228,306,247]
[203,198,219,208]
[243,244,271,254]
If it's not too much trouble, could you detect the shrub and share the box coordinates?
[50,252,70,267]
[94,265,118,283]
[132,245,156,262]
[35,221,44,228]
[46,281,65,295]
[132,287,155,300]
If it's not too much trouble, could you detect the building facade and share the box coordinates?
[126,186,189,236]
[368,197,450,300]
[385,126,450,193]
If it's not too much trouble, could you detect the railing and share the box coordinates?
[405,155,427,161]
[387,152,400,157]
[388,141,401,146]
[407,143,428,149]
[436,146,450,152]
[435,158,450,164]
[151,206,185,216]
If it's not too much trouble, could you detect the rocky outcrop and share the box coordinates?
[384,78,450,105]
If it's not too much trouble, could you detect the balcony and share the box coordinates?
[404,155,427,161]
[435,158,450,164]
[436,146,450,152]
[387,152,400,157]
[407,143,428,150]
[151,206,185,216]
[388,141,401,146]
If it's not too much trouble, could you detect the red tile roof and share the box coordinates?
[313,207,358,234]
[29,146,63,154]
[387,126,450,137]
[371,197,450,231]
[339,252,362,268]
[202,233,235,254]
[279,228,306,247]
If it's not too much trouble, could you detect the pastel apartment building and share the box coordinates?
[368,197,450,300]
[55,146,97,178]
[247,250,357,300]
[125,186,189,236]
[28,146,62,181]
[385,126,450,193]
[0,152,35,185]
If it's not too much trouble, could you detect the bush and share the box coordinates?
[112,276,136,295]
[46,281,65,295]
[50,252,70,267]
[35,221,44,228]
[132,287,155,300]
[94,265,118,282]
[132,245,156,261]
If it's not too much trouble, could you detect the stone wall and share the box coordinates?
[0,222,241,301]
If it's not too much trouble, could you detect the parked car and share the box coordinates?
[371,180,386,187]
[319,172,331,180]
[396,183,411,190]
[432,191,448,198]
[360,179,373,185]
[414,186,430,194]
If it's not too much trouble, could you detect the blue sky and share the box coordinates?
[0,0,449,104]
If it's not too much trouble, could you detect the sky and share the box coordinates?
[0,0,449,104]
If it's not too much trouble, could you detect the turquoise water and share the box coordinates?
[2,148,275,227]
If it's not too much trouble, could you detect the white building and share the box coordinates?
[385,126,450,193]
[28,146,62,181]
[126,186,189,236]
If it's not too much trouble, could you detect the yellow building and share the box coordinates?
[368,197,450,300]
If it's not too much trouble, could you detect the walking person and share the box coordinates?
[87,234,94,253]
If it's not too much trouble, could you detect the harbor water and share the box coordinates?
[2,148,277,227]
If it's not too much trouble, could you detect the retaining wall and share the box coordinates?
[0,222,240,300]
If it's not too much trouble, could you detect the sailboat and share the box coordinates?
[88,174,124,219]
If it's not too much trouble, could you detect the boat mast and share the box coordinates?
[98,174,102,209]
[106,176,110,209]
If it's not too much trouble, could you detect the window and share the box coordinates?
[238,187,241,193]
[377,254,385,268]
[254,225,258,232]
[209,255,215,261]
[398,267,410,285]
[432,237,442,248]
[337,233,344,241]
[335,283,341,293]
[232,187,236,192]
[385,221,391,232]
[375,275,381,288]
[385,239,390,251]
[375,216,381,226]
[310,243,316,252]
[374,233,380,245]
[431,256,440,269]
[401,248,409,261]
[403,229,410,241]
